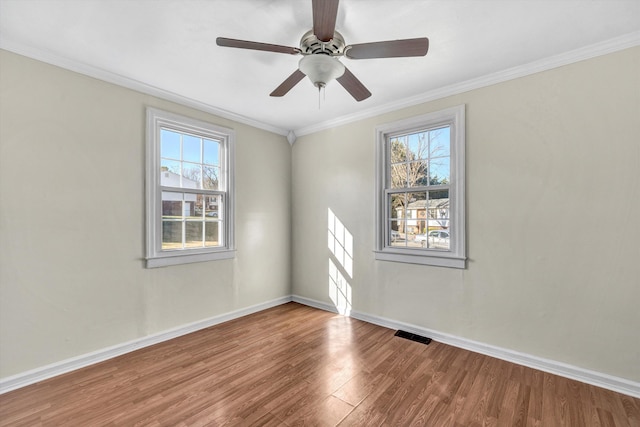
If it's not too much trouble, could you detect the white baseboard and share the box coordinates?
[291,295,340,314]
[291,295,640,398]
[3,294,638,399]
[0,296,292,395]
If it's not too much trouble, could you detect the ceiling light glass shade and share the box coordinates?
[298,55,345,88]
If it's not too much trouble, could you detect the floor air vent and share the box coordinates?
[394,330,432,345]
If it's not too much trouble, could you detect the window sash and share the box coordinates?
[160,190,225,250]
[383,186,452,249]
[384,128,454,252]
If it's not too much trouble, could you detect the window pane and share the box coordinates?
[182,194,200,219]
[182,134,201,163]
[390,138,407,163]
[408,132,429,160]
[406,192,426,237]
[205,221,220,247]
[193,194,204,218]
[408,160,429,187]
[390,220,406,247]
[205,195,221,219]
[160,129,180,160]
[181,163,201,189]
[390,193,406,219]
[203,139,219,166]
[203,166,219,190]
[185,221,203,248]
[162,192,183,218]
[429,157,450,184]
[390,164,407,188]
[160,160,180,186]
[162,221,182,250]
[426,222,450,250]
[430,127,450,158]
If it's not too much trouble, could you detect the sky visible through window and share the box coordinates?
[161,129,219,166]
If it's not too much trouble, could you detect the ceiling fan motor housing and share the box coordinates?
[299,30,346,56]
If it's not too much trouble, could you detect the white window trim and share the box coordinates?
[374,105,466,269]
[145,107,235,268]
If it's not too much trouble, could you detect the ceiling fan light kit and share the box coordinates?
[216,0,429,102]
[298,55,345,89]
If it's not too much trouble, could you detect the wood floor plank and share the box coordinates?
[331,371,386,407]
[1,303,638,426]
[286,395,353,427]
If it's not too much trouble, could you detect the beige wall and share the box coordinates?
[0,50,291,378]
[2,46,639,384]
[292,47,640,381]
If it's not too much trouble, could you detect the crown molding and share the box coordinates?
[2,31,638,141]
[0,38,289,137]
[293,31,640,137]
[286,130,297,145]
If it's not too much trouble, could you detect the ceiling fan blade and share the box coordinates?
[336,67,371,102]
[312,0,339,42]
[270,69,306,97]
[216,37,300,55]
[345,38,429,59]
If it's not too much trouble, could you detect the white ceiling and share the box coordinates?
[1,0,639,136]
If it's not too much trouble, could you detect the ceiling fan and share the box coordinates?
[216,0,429,102]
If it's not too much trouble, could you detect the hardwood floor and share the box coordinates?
[1,302,638,426]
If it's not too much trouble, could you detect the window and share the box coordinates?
[146,108,235,268]
[375,105,465,268]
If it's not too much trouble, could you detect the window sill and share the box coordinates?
[374,250,466,269]
[146,249,236,268]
